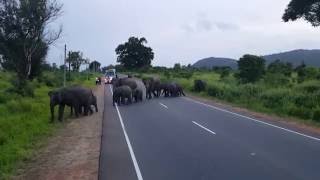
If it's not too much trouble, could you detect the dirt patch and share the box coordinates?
[186,94,320,137]
[13,85,104,180]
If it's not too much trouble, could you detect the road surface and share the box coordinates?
[99,84,320,180]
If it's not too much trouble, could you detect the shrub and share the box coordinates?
[312,108,320,122]
[207,84,225,98]
[194,80,207,92]
[288,106,313,120]
[239,83,262,98]
[293,93,317,108]
[260,89,291,109]
[295,80,320,93]
[264,73,290,87]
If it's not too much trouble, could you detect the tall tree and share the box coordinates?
[237,55,265,83]
[283,0,320,26]
[115,37,154,69]
[66,51,84,72]
[0,0,62,82]
[89,60,101,72]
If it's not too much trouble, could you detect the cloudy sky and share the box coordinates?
[48,0,320,67]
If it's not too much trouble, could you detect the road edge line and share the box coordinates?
[110,85,144,180]
[184,97,320,142]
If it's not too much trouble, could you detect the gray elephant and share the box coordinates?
[77,92,98,115]
[113,85,133,106]
[159,82,170,97]
[113,77,137,90]
[143,77,161,99]
[166,82,186,97]
[133,88,143,102]
[48,86,93,122]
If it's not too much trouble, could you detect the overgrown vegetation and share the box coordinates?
[0,70,98,179]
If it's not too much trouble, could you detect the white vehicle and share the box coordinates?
[104,69,117,84]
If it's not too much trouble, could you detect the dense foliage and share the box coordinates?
[237,55,266,83]
[283,0,320,26]
[0,0,62,81]
[115,37,154,69]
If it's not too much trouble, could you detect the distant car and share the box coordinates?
[105,69,116,84]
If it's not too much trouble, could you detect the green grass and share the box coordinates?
[0,71,99,179]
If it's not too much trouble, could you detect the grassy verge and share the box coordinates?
[127,70,320,127]
[0,71,100,179]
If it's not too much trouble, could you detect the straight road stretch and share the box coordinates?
[99,84,320,180]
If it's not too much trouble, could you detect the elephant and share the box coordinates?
[159,82,170,97]
[166,82,186,97]
[48,86,93,122]
[113,77,137,91]
[77,92,98,115]
[113,85,133,106]
[133,88,143,102]
[194,80,207,92]
[143,77,161,99]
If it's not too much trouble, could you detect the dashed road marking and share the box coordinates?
[185,97,320,142]
[159,103,168,109]
[192,121,216,135]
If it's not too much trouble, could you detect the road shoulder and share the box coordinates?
[13,85,104,180]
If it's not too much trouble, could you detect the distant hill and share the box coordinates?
[192,49,320,69]
[263,49,320,67]
[192,57,238,69]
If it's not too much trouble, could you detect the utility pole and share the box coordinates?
[63,44,66,87]
[87,59,90,80]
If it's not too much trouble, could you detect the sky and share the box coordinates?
[47,0,320,67]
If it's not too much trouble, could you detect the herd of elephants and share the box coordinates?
[48,75,186,122]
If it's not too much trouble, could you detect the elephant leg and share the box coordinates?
[70,106,73,116]
[74,104,80,118]
[79,106,83,114]
[89,106,94,114]
[50,105,55,123]
[83,105,89,116]
[95,104,98,112]
[58,104,65,122]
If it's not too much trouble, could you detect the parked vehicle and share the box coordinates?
[105,69,117,84]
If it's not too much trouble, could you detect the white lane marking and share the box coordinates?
[184,97,320,142]
[192,121,216,135]
[109,85,144,180]
[159,103,168,109]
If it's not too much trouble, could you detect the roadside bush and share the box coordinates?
[264,73,290,87]
[295,80,320,93]
[260,89,291,109]
[175,71,193,79]
[312,108,320,122]
[8,79,35,97]
[293,93,318,108]
[288,106,313,120]
[207,84,225,98]
[239,83,262,98]
[194,80,207,92]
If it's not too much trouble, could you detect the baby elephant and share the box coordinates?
[133,88,143,102]
[113,85,132,106]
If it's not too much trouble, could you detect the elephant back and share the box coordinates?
[119,78,137,90]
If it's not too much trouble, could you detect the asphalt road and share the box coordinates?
[99,84,320,180]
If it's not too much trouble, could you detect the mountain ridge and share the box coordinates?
[192,49,320,69]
